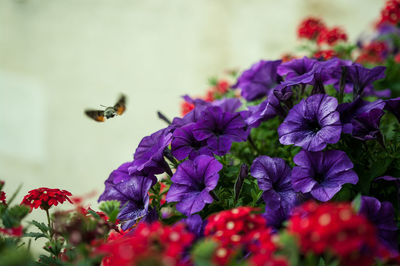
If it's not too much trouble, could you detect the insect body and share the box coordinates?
[85,94,126,122]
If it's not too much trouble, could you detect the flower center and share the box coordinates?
[307,120,321,133]
[314,172,325,183]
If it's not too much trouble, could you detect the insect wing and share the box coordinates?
[113,95,126,115]
[85,110,106,122]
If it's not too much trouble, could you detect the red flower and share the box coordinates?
[149,182,167,206]
[379,0,400,26]
[288,201,378,263]
[205,207,284,265]
[180,101,194,117]
[0,225,23,237]
[281,53,297,62]
[204,90,215,102]
[215,80,230,94]
[97,221,194,266]
[357,41,388,64]
[21,187,72,211]
[297,17,326,40]
[395,53,400,63]
[0,191,6,205]
[314,49,337,60]
[317,27,347,46]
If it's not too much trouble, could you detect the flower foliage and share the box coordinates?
[5,1,400,265]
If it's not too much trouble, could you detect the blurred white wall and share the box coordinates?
[0,0,381,212]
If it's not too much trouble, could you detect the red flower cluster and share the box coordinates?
[97,221,194,266]
[0,191,6,205]
[149,182,167,206]
[357,41,388,64]
[0,225,23,237]
[180,101,195,116]
[297,17,326,40]
[288,202,378,262]
[317,27,347,46]
[297,17,347,47]
[205,207,286,265]
[379,0,400,26]
[314,49,337,60]
[21,187,72,211]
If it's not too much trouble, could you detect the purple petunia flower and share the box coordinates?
[192,106,248,156]
[263,205,290,230]
[171,123,213,160]
[98,170,156,230]
[291,150,358,202]
[98,161,157,203]
[166,155,222,216]
[329,61,390,97]
[278,94,342,151]
[278,58,339,93]
[359,196,398,252]
[277,57,318,80]
[183,214,206,239]
[171,98,242,130]
[385,97,400,122]
[232,60,282,101]
[129,128,173,176]
[351,108,385,141]
[346,64,386,97]
[245,90,286,129]
[337,97,386,134]
[251,156,297,212]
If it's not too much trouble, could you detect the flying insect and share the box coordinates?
[85,94,126,122]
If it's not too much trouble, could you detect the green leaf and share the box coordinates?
[191,239,217,266]
[6,184,22,206]
[30,220,49,234]
[36,255,62,266]
[351,194,362,212]
[99,200,120,224]
[278,232,300,266]
[7,205,30,221]
[24,232,47,240]
[1,205,30,228]
[87,209,100,220]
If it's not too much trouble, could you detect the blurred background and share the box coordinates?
[0,0,382,228]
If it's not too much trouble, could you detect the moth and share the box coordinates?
[85,94,126,122]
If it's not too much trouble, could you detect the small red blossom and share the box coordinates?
[205,207,283,265]
[21,187,72,211]
[281,53,297,62]
[317,27,347,46]
[215,80,230,94]
[288,201,379,262]
[357,41,388,64]
[180,101,194,117]
[395,53,400,63]
[204,90,215,102]
[314,49,337,60]
[0,225,23,237]
[0,191,6,205]
[297,17,326,40]
[97,221,194,266]
[149,182,167,206]
[379,0,400,26]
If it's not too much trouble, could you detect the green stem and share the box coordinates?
[45,208,53,239]
[248,135,260,154]
[338,66,347,104]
